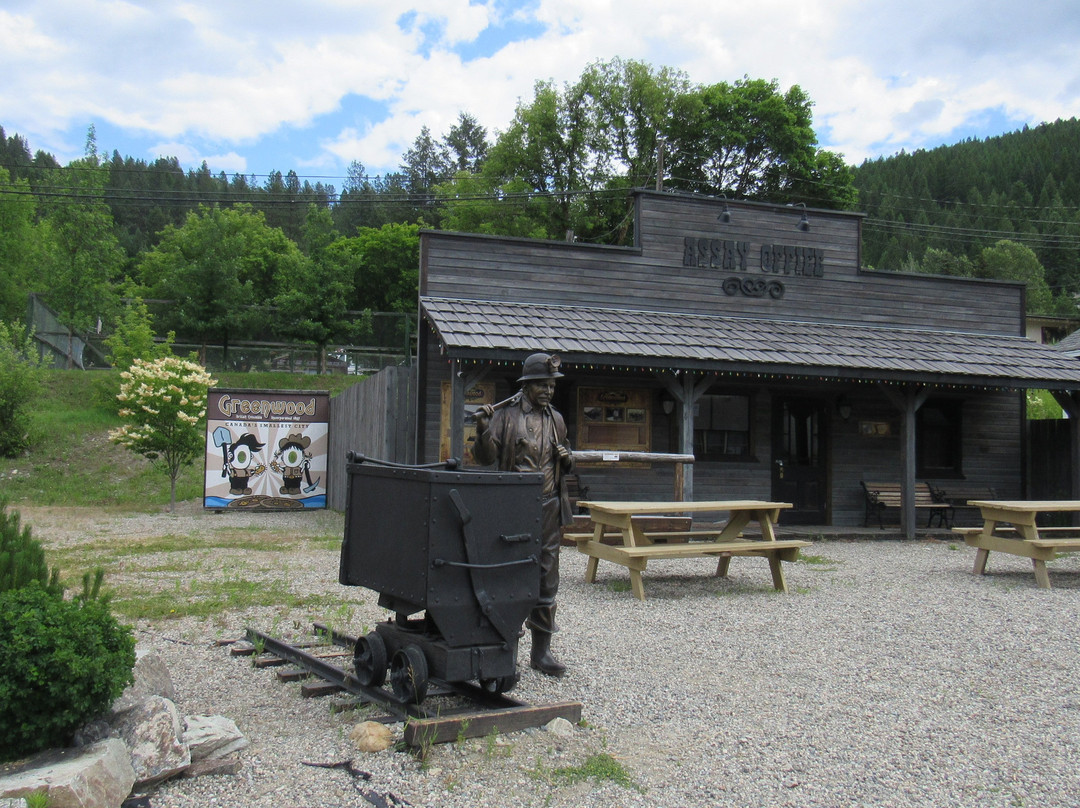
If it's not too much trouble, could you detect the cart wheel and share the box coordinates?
[479,673,519,695]
[353,632,387,687]
[390,645,429,704]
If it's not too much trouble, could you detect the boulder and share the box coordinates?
[110,696,190,789]
[183,715,249,761]
[111,650,175,717]
[349,722,394,753]
[544,717,574,738]
[181,756,243,778]
[0,738,136,808]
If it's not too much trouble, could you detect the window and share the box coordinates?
[693,393,752,460]
[917,399,962,477]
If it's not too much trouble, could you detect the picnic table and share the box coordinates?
[952,500,1080,589]
[570,500,809,600]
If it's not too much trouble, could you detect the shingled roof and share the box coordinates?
[421,297,1080,390]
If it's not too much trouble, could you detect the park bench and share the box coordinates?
[928,483,996,527]
[862,481,952,529]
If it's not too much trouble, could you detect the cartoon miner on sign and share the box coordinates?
[216,430,266,495]
[272,432,316,495]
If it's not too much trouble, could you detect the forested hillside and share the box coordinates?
[854,118,1080,315]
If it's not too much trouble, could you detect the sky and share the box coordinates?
[2,0,1079,185]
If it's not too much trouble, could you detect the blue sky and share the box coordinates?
[2,0,1078,185]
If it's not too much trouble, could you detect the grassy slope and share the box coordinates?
[0,369,359,511]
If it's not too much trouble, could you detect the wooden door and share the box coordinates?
[771,398,828,524]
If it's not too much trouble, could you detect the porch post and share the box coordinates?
[659,372,714,503]
[449,359,465,462]
[880,383,930,539]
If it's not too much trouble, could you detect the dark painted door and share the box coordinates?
[771,398,828,524]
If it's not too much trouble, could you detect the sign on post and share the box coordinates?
[204,389,329,510]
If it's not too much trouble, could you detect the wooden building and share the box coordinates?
[417,190,1080,535]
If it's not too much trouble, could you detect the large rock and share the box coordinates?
[349,721,394,753]
[183,715,249,761]
[0,739,136,808]
[111,650,175,717]
[111,696,190,789]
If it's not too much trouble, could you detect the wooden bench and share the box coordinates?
[862,481,952,529]
[576,535,811,593]
[928,483,996,527]
[563,474,590,514]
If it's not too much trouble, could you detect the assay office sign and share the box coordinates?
[682,236,826,299]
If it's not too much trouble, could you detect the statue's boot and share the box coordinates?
[529,629,566,678]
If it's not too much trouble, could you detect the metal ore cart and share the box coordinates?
[339,453,543,703]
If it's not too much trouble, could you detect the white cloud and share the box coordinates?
[2,0,1078,175]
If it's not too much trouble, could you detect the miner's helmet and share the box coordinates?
[517,352,563,382]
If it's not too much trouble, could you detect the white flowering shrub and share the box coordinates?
[109,356,216,511]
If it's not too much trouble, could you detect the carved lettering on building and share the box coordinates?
[682,237,825,280]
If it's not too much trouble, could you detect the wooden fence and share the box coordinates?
[327,365,416,511]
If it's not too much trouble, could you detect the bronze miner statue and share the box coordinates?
[473,352,574,677]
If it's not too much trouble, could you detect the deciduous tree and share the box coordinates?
[109,356,215,511]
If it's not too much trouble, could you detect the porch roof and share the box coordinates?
[421,296,1080,390]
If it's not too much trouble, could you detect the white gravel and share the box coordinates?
[25,506,1080,808]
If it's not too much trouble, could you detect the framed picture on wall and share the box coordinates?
[576,387,651,452]
[440,382,495,465]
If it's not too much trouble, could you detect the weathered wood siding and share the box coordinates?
[418,190,1030,526]
[328,366,415,511]
[421,191,1025,337]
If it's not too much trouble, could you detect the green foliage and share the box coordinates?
[104,293,175,371]
[109,357,216,511]
[977,240,1054,313]
[666,77,849,208]
[854,118,1080,307]
[37,129,124,335]
[0,501,62,597]
[531,752,644,794]
[0,321,47,458]
[23,790,50,808]
[1027,389,1064,420]
[326,222,420,313]
[0,166,54,324]
[436,61,854,243]
[273,206,356,371]
[138,204,305,350]
[0,582,135,762]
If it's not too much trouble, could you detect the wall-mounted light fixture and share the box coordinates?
[718,203,731,223]
[837,395,853,421]
[789,201,810,231]
[660,392,676,415]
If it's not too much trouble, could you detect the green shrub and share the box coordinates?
[0,501,61,597]
[104,293,175,372]
[0,321,47,458]
[0,583,136,762]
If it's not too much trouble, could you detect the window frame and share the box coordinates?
[692,390,755,462]
[916,398,963,478]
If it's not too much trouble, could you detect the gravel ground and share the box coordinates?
[23,505,1080,808]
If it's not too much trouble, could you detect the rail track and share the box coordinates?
[231,623,582,748]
